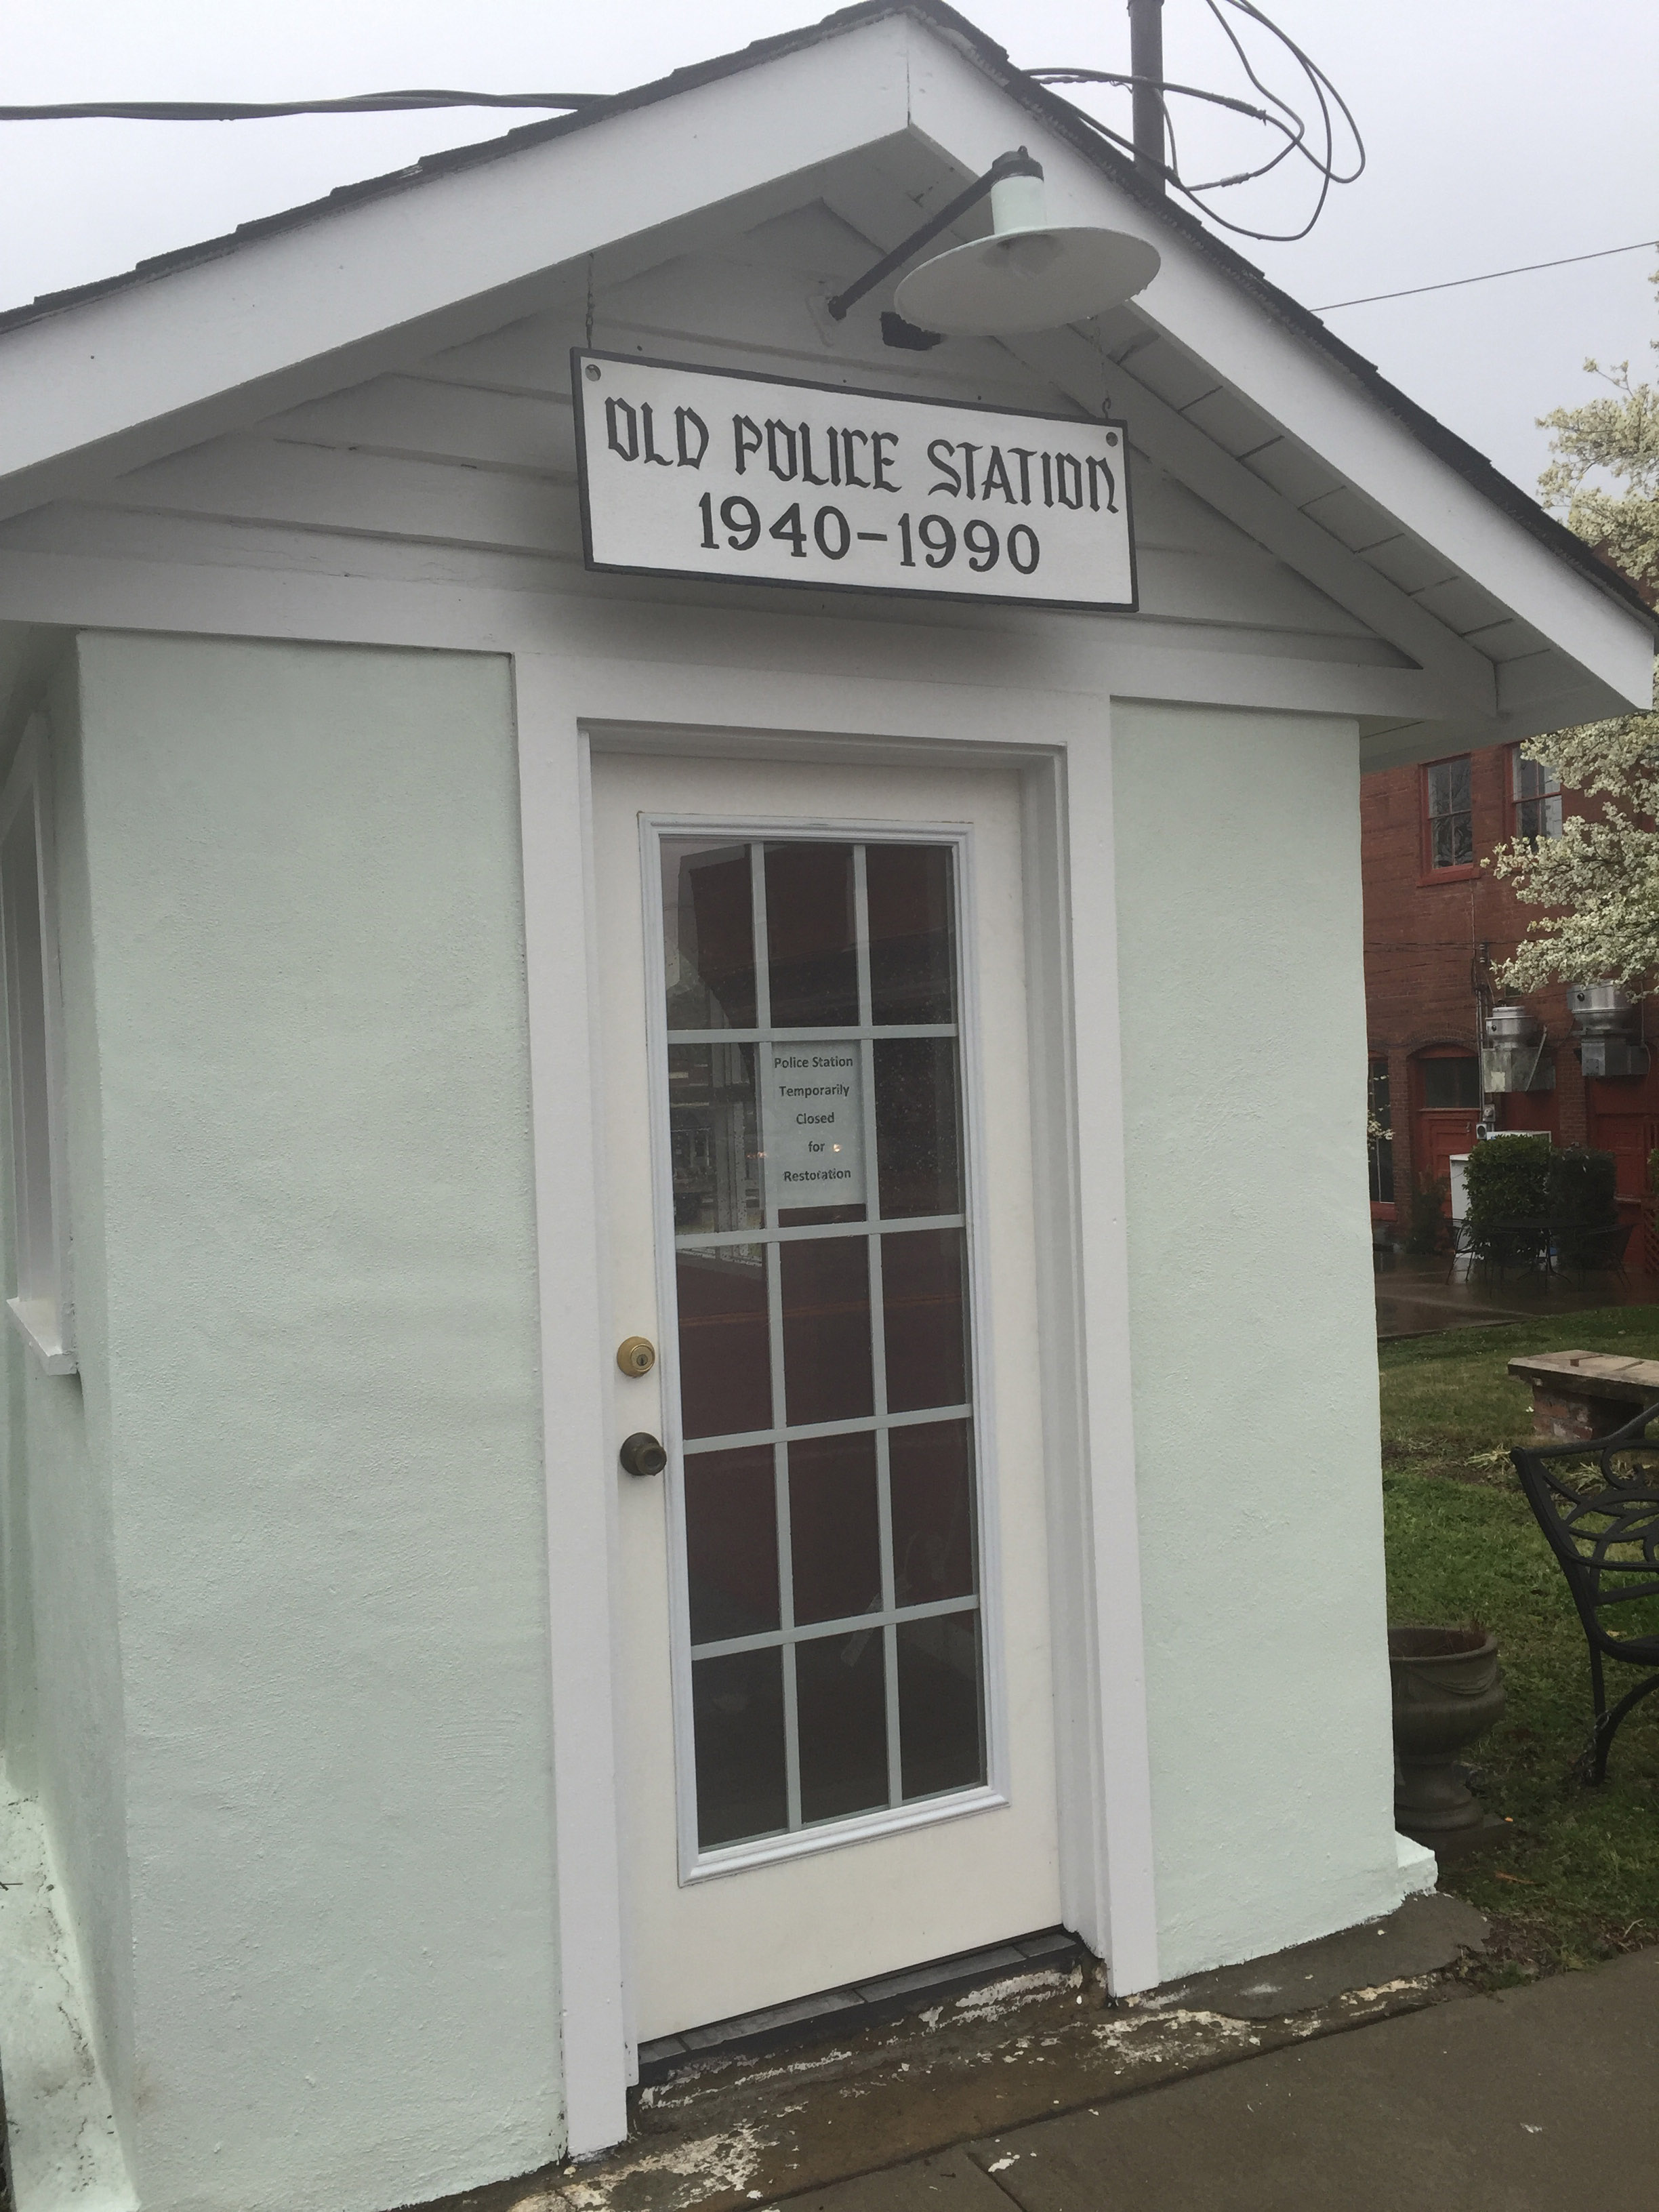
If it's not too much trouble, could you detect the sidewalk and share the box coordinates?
[787,1947,1659,2212]
[1374,1250,1659,1339]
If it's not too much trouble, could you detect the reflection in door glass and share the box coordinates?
[662,838,987,1852]
[663,841,757,1031]
[685,1446,779,1645]
[882,1229,969,1414]
[781,1235,874,1426]
[874,1039,961,1217]
[889,1420,977,1605]
[676,1246,772,1440]
[867,842,956,1024]
[897,1614,985,1801]
[670,1044,762,1232]
[789,1431,882,1625]
[796,1630,889,1824]
[766,842,859,1027]
[691,1648,787,1847]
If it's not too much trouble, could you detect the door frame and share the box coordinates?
[638,809,1010,1885]
[510,646,1158,2153]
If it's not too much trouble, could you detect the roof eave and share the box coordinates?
[0,0,1648,660]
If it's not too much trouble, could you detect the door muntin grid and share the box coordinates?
[656,831,989,1859]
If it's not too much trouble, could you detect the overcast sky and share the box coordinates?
[6,1,1656,496]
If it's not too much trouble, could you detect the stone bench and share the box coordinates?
[1508,1351,1659,1441]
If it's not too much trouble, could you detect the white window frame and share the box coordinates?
[0,719,75,1374]
[639,813,1008,1884]
[1511,746,1563,840]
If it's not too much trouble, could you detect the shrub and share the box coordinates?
[1405,1174,1449,1255]
[1545,1146,1618,1227]
[1460,1136,1616,1265]
[1547,1146,1618,1265]
[1464,1134,1551,1239]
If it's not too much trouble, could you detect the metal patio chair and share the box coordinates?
[1555,1218,1635,1290]
[1511,1399,1659,1782]
[1443,1216,1478,1284]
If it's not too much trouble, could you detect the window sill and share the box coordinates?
[7,1298,76,1376]
[1417,864,1479,886]
[682,1784,1008,1885]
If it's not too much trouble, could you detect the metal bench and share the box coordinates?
[1511,1400,1659,1783]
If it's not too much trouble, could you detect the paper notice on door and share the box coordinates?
[763,1042,865,1212]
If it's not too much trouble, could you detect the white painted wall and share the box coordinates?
[71,632,560,2212]
[1110,699,1401,1977]
[0,649,137,2160]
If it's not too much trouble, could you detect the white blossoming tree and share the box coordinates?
[1492,274,1659,990]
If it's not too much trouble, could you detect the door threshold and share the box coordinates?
[636,1926,1084,2085]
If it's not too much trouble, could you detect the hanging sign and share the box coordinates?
[573,350,1136,613]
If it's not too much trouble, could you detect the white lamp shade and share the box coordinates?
[894,225,1160,338]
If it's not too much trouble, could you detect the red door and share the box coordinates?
[1585,1098,1659,1270]
[1412,1049,1481,1217]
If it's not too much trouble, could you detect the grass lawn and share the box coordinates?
[1381,1308,1659,1980]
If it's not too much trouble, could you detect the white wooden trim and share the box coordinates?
[0,718,75,1375]
[512,661,1161,2150]
[511,658,630,2156]
[682,1783,1008,1881]
[6,1296,74,1375]
[1033,724,1160,1991]
[0,544,1548,739]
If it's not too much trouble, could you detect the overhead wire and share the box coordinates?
[1317,240,1659,312]
[1,3,1364,245]
[1031,0,1364,243]
[0,90,598,122]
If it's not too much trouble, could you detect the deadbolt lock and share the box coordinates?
[617,1336,657,1378]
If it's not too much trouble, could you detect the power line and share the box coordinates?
[1034,0,1364,245]
[3,3,1364,245]
[1317,240,1659,313]
[0,90,598,123]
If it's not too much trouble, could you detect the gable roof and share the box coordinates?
[0,0,1652,775]
[1,0,1648,636]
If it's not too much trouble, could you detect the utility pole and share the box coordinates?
[1127,0,1167,194]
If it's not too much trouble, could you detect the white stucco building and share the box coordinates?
[0,7,1651,2209]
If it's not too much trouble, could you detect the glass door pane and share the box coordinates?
[657,834,987,1853]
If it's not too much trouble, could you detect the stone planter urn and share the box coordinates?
[1389,1625,1505,1836]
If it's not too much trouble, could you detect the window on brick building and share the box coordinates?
[1368,1058,1394,1204]
[1425,756,1473,869]
[1512,750,1563,842]
[1420,1056,1479,1110]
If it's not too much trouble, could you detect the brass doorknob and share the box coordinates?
[619,1432,668,1479]
[617,1336,657,1377]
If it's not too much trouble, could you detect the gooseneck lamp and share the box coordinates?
[826,149,1160,341]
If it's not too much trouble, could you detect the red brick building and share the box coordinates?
[1362,742,1659,1250]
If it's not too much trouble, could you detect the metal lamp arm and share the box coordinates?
[825,148,1042,323]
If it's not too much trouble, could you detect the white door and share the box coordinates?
[592,749,1060,2045]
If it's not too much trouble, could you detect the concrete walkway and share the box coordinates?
[1374,1250,1659,1339]
[785,1950,1659,2212]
